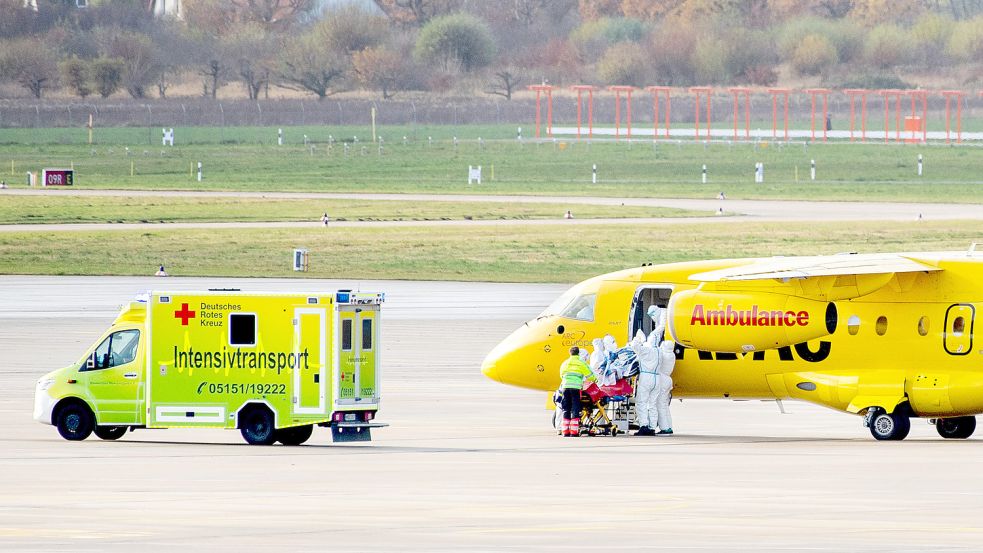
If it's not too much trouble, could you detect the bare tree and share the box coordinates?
[276,34,347,99]
[486,68,522,100]
[96,30,160,99]
[0,38,59,98]
[200,58,227,98]
[372,0,461,26]
[0,0,40,39]
[230,0,315,29]
[813,0,854,18]
[223,23,273,100]
[352,45,412,99]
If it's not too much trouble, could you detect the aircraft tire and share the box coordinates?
[869,410,911,441]
[93,425,127,441]
[276,425,314,446]
[936,416,976,439]
[55,401,94,441]
[239,406,276,445]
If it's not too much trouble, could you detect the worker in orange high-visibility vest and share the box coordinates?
[559,346,595,437]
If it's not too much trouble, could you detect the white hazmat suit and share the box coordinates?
[630,332,661,433]
[653,339,676,433]
[588,338,607,379]
[647,305,667,344]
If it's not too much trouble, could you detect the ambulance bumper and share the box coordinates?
[34,380,56,425]
[335,422,389,429]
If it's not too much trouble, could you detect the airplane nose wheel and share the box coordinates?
[936,416,976,439]
[867,408,911,441]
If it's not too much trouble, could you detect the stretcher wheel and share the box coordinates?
[611,427,619,437]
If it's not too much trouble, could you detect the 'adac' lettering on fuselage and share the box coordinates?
[690,304,809,327]
[679,341,831,363]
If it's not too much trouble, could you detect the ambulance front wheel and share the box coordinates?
[93,425,127,441]
[55,401,94,441]
[239,405,276,445]
[276,425,313,446]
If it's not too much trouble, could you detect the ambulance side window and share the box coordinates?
[362,319,373,350]
[84,329,140,371]
[229,313,256,346]
[342,319,353,351]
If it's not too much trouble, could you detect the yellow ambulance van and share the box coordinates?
[34,290,386,445]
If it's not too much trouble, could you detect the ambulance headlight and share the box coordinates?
[38,378,55,391]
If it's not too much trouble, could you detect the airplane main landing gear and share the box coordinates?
[865,408,911,441]
[936,416,976,439]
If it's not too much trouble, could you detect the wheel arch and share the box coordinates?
[233,400,279,429]
[53,396,94,422]
[852,396,911,416]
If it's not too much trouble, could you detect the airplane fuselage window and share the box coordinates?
[953,316,965,336]
[847,315,861,335]
[876,316,888,336]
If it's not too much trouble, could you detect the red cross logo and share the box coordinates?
[174,303,196,325]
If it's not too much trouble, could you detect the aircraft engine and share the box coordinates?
[667,289,838,353]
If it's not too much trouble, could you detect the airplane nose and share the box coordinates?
[481,356,502,383]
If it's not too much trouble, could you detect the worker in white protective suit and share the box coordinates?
[588,338,607,378]
[647,305,666,343]
[653,339,676,435]
[597,335,619,385]
[630,332,660,436]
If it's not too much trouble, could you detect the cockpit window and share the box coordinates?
[540,290,577,318]
[559,294,597,321]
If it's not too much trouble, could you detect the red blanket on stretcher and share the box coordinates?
[583,379,634,403]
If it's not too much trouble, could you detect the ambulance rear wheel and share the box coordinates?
[869,410,910,441]
[276,425,313,446]
[936,416,976,439]
[93,425,127,441]
[55,401,94,441]
[239,406,276,445]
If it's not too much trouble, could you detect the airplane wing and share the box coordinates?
[689,253,941,282]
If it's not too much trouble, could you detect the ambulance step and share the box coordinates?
[330,422,386,443]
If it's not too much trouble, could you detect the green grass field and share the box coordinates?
[1,136,981,202]
[0,195,698,224]
[0,220,976,283]
[1,123,980,281]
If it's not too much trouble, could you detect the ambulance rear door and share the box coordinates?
[335,296,381,408]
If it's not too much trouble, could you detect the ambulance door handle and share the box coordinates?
[124,372,138,379]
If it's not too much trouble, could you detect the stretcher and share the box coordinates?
[568,379,635,436]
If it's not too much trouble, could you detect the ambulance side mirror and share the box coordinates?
[86,353,96,370]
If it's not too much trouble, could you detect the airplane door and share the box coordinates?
[293,308,326,414]
[944,304,975,355]
[630,286,673,339]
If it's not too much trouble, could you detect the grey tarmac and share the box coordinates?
[1,276,982,551]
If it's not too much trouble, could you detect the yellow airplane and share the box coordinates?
[482,248,982,440]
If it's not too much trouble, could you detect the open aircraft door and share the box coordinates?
[336,302,380,406]
[944,304,975,356]
[630,286,673,339]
